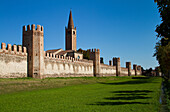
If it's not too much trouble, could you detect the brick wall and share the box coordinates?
[0,43,27,78]
[43,54,93,78]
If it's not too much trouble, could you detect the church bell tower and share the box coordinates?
[65,10,77,51]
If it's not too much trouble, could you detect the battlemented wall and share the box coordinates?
[0,43,27,78]
[0,23,143,78]
[43,53,93,78]
[131,69,136,76]
[0,42,142,78]
[120,67,129,76]
[100,64,116,76]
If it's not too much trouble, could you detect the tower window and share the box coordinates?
[73,31,75,35]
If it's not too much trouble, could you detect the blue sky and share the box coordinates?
[0,0,161,69]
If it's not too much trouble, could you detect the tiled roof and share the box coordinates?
[57,50,74,55]
[46,49,63,53]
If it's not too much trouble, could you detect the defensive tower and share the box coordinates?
[22,24,44,78]
[89,49,100,77]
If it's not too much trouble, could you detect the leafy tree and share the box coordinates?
[154,0,170,45]
[77,48,90,60]
[154,0,170,79]
[155,43,170,76]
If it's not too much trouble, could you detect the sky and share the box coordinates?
[0,0,161,69]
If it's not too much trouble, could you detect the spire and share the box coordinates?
[68,10,74,29]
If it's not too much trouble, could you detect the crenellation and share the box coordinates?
[7,44,12,51]
[0,42,27,56]
[46,53,49,57]
[12,45,17,53]
[72,58,75,62]
[23,24,44,32]
[66,57,68,60]
[27,25,31,31]
[23,47,27,54]
[31,24,35,30]
[1,43,6,50]
[56,55,58,59]
[41,26,44,31]
[54,54,56,58]
[23,26,26,32]
[17,46,22,53]
[37,25,41,31]
[50,53,53,58]
[61,56,64,59]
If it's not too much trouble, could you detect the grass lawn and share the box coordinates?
[0,76,162,112]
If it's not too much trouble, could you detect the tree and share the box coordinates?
[77,48,90,60]
[154,0,170,79]
[154,0,170,45]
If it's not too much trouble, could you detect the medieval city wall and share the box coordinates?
[137,71,141,75]
[43,51,142,78]
[131,69,136,76]
[100,64,116,76]
[120,67,129,76]
[43,53,94,78]
[0,43,27,78]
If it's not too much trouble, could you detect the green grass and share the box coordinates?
[0,76,162,112]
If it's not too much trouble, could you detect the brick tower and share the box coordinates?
[22,24,44,78]
[65,10,77,51]
[89,49,100,77]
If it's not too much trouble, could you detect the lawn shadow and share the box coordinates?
[115,93,148,96]
[132,77,150,79]
[89,101,149,106]
[104,96,151,100]
[89,90,152,106]
[112,90,153,93]
[99,80,149,85]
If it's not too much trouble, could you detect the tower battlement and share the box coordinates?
[23,24,44,32]
[88,48,100,53]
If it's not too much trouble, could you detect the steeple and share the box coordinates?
[65,10,77,51]
[68,10,74,29]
